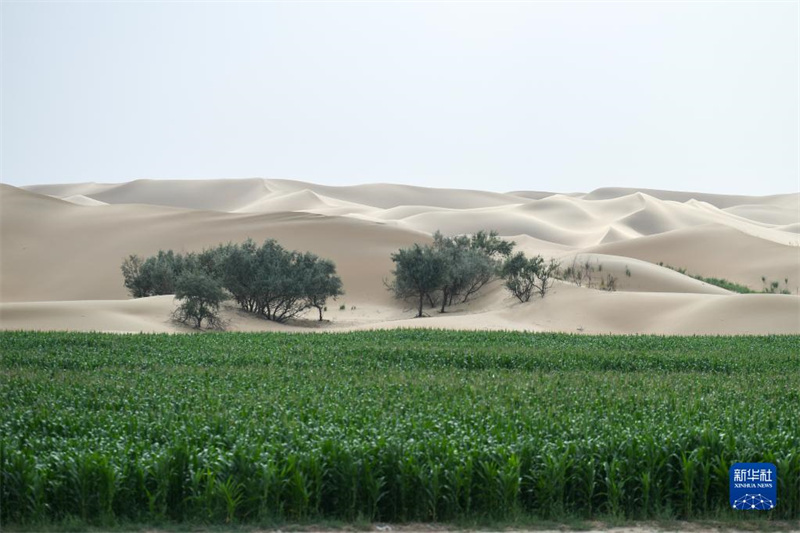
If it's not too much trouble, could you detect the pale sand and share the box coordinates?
[2,179,798,335]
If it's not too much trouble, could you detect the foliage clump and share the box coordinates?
[387,243,446,318]
[121,239,343,324]
[387,230,517,316]
[172,271,227,329]
[387,230,567,315]
[500,252,560,302]
[222,239,343,322]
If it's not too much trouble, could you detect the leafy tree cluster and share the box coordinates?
[387,230,559,316]
[121,246,231,298]
[172,271,228,329]
[121,239,343,327]
[221,239,343,322]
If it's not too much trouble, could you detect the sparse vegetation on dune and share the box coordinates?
[2,331,799,526]
[557,256,620,292]
[658,263,793,295]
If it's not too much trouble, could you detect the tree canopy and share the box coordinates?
[173,271,227,329]
[500,252,560,302]
[387,230,515,317]
[121,239,343,324]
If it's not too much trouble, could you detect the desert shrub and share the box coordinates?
[120,254,147,298]
[431,231,510,312]
[535,257,560,297]
[387,243,446,317]
[762,276,791,294]
[558,257,628,291]
[599,273,618,291]
[300,254,344,321]
[138,250,181,295]
[500,252,537,302]
[172,271,227,329]
[702,276,754,293]
[222,239,259,312]
[251,241,312,322]
[660,264,760,294]
[469,229,515,258]
[193,243,235,279]
[500,252,559,302]
[388,231,515,316]
[560,256,596,287]
[121,245,234,298]
[228,240,343,322]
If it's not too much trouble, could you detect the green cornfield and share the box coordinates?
[1,330,799,525]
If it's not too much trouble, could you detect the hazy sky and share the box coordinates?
[2,1,798,194]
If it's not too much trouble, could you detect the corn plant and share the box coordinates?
[1,331,798,524]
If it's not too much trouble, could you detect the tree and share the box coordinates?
[173,271,227,329]
[388,244,446,318]
[121,249,183,297]
[430,230,514,312]
[145,250,181,295]
[250,240,310,322]
[469,230,515,258]
[500,252,559,302]
[452,247,498,305]
[535,257,560,298]
[431,233,494,312]
[121,254,147,298]
[387,230,515,317]
[500,252,539,302]
[195,243,233,279]
[302,255,344,321]
[222,239,259,312]
[430,233,464,312]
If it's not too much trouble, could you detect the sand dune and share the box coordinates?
[2,179,798,335]
[4,285,794,336]
[588,224,800,292]
[723,204,800,225]
[581,186,800,209]
[357,285,800,336]
[64,178,271,212]
[61,194,109,207]
[553,254,732,295]
[0,296,309,333]
[0,185,426,303]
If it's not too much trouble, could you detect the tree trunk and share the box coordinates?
[418,292,424,317]
[318,306,323,321]
[440,289,448,313]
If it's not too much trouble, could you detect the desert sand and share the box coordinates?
[1,178,798,335]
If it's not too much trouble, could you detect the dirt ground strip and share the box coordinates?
[131,521,800,533]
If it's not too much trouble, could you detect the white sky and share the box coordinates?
[1,1,798,194]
